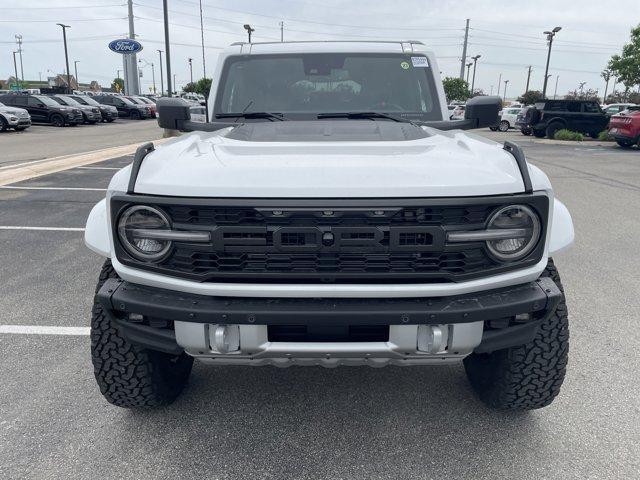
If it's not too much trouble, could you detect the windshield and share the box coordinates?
[36,95,64,107]
[72,96,98,106]
[215,53,441,121]
[57,96,82,106]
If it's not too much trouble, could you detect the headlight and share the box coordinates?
[117,205,172,261]
[485,205,541,261]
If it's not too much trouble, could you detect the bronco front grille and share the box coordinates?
[111,195,549,284]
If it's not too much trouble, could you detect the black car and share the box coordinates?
[50,95,102,124]
[0,94,83,127]
[523,100,609,139]
[93,95,153,120]
[515,106,532,135]
[68,94,118,122]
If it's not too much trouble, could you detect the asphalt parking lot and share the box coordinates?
[1,128,639,479]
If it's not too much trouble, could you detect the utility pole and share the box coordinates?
[157,50,164,95]
[163,0,172,97]
[56,24,72,94]
[280,21,284,42]
[542,26,561,98]
[553,75,559,99]
[465,62,472,83]
[173,73,177,94]
[602,70,611,101]
[497,73,502,96]
[188,58,193,84]
[459,18,470,79]
[151,63,156,93]
[244,24,255,43]
[525,65,532,93]
[12,51,19,87]
[126,0,140,95]
[74,60,80,90]
[471,54,481,94]
[503,79,509,101]
[198,0,206,79]
[15,34,24,83]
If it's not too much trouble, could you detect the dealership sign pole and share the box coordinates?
[108,39,143,95]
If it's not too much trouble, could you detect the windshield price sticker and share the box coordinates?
[411,57,429,67]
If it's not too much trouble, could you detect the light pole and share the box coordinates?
[465,62,472,84]
[542,26,561,98]
[15,34,24,83]
[525,65,532,94]
[162,0,173,97]
[188,57,193,84]
[198,0,206,79]
[157,50,164,95]
[554,75,559,99]
[12,51,19,87]
[471,54,481,95]
[57,23,72,93]
[503,80,509,101]
[173,73,177,94]
[139,59,157,94]
[601,70,611,102]
[244,24,255,43]
[74,60,80,90]
[497,73,502,96]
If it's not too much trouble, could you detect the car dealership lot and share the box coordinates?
[1,131,639,479]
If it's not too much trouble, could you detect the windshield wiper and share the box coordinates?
[215,112,287,121]
[317,111,414,123]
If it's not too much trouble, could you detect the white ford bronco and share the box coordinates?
[85,41,574,410]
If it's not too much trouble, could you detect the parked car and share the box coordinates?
[93,94,153,120]
[608,106,640,148]
[491,107,522,132]
[189,105,207,123]
[516,106,532,135]
[86,41,574,412]
[0,101,31,131]
[602,103,636,116]
[50,95,102,124]
[450,104,465,120]
[0,93,82,126]
[180,91,206,105]
[127,96,157,117]
[67,94,118,122]
[522,100,609,138]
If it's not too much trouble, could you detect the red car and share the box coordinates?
[608,106,640,148]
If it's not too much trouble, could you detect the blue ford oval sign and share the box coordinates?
[108,39,143,54]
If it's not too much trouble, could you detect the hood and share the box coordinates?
[0,105,29,115]
[131,120,526,198]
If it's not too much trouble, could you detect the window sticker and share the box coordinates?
[400,61,410,70]
[411,56,429,67]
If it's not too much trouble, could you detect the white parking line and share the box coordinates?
[0,186,106,191]
[0,325,89,336]
[0,226,85,231]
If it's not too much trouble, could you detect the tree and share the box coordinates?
[517,90,544,105]
[194,77,212,98]
[442,76,470,102]
[183,82,197,93]
[111,77,124,93]
[608,24,640,92]
[565,88,600,101]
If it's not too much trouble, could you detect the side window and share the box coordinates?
[14,97,29,106]
[566,102,580,113]
[114,98,124,106]
[0,96,14,105]
[583,102,599,113]
[99,97,111,105]
[546,102,566,111]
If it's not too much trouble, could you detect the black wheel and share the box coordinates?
[91,260,193,408]
[489,126,498,132]
[498,120,510,132]
[15,126,28,131]
[616,138,635,148]
[545,122,563,139]
[50,114,65,127]
[130,110,141,120]
[521,128,532,136]
[532,129,545,138]
[0,117,8,132]
[464,259,569,410]
[106,118,115,123]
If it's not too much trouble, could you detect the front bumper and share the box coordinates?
[97,276,563,366]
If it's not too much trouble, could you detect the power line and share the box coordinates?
[0,17,126,23]
[6,3,125,9]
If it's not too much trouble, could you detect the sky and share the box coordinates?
[1,0,638,99]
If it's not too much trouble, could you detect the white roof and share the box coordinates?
[222,40,432,55]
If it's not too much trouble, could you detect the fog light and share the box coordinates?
[417,325,449,354]
[209,324,240,353]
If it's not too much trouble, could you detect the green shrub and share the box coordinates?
[554,129,584,141]
[597,130,614,141]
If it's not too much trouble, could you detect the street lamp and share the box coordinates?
[139,58,157,94]
[74,60,80,90]
[57,23,72,93]
[465,62,472,84]
[244,24,255,43]
[157,49,164,96]
[503,79,510,101]
[471,54,481,94]
[542,26,561,98]
[188,57,193,84]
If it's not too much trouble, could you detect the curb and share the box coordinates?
[0,138,169,186]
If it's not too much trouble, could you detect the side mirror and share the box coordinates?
[464,95,502,128]
[156,97,191,130]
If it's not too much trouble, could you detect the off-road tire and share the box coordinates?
[521,128,532,136]
[616,138,635,148]
[464,259,569,410]
[50,114,65,127]
[498,120,510,132]
[532,129,545,138]
[545,122,563,139]
[130,110,141,120]
[0,117,8,132]
[90,260,193,408]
